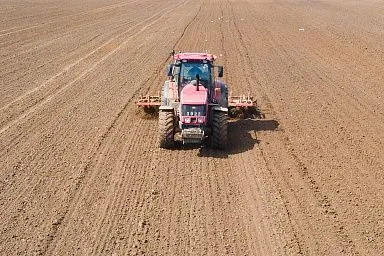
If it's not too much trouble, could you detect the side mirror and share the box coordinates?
[218,66,223,77]
[166,64,174,77]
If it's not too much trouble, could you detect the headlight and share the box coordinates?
[197,117,204,123]
[184,117,191,123]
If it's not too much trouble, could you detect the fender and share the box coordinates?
[212,106,228,112]
[159,106,174,111]
[161,81,170,106]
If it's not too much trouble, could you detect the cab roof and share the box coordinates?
[174,52,217,61]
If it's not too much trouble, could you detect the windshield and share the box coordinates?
[181,105,206,116]
[179,62,211,86]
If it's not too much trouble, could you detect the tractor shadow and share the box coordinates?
[197,118,279,158]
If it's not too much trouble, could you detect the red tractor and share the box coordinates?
[137,51,256,149]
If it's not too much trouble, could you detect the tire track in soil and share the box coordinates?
[260,19,382,256]
[0,0,142,38]
[211,0,362,254]
[0,72,148,239]
[268,21,384,189]
[0,13,189,225]
[144,2,202,95]
[55,1,204,253]
[125,0,256,255]
[264,3,382,254]
[260,3,384,123]
[214,1,302,254]
[41,70,167,255]
[0,7,157,113]
[0,13,127,65]
[46,115,151,255]
[89,121,159,255]
[0,0,164,98]
[0,1,192,254]
[209,1,281,254]
[226,1,370,254]
[0,0,158,65]
[219,30,296,256]
[227,1,359,254]
[39,1,198,254]
[64,1,251,254]
[0,0,188,136]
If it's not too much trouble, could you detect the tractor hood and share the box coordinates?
[180,83,207,105]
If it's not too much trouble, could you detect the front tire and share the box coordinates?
[210,111,228,149]
[158,111,174,148]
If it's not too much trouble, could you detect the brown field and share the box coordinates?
[1,0,384,255]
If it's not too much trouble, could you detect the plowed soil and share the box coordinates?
[1,0,384,255]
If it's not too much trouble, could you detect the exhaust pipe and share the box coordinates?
[196,74,200,91]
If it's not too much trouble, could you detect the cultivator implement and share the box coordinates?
[136,93,161,114]
[137,91,258,118]
[228,92,258,118]
[228,92,255,107]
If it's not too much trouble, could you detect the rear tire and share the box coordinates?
[210,111,228,149]
[159,111,174,148]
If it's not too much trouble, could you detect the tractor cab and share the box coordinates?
[167,53,220,93]
[177,61,211,87]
